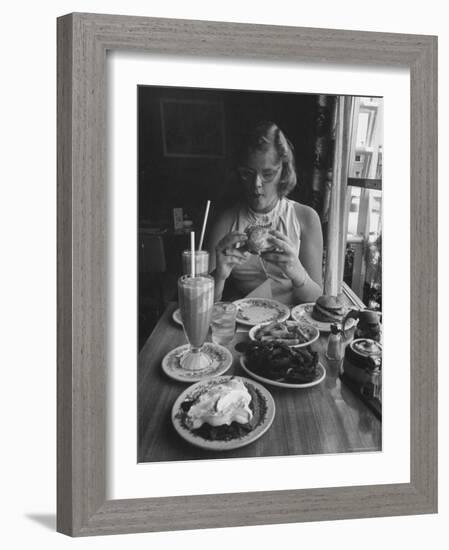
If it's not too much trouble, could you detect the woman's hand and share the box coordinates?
[215,231,250,281]
[262,229,307,285]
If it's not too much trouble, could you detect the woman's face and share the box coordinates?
[239,146,283,213]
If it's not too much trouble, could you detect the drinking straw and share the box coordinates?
[190,231,195,278]
[198,200,211,251]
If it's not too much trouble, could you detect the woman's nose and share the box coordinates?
[252,174,263,190]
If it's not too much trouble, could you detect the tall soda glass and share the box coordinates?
[177,274,214,370]
[182,250,209,276]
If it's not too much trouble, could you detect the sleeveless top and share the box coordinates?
[227,198,301,305]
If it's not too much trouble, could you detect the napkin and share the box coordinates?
[245,279,273,300]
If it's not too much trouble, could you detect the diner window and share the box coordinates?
[344,97,383,309]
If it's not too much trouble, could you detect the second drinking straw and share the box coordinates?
[198,200,211,251]
[190,231,195,278]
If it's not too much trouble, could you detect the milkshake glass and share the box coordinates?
[178,274,214,370]
[182,250,209,276]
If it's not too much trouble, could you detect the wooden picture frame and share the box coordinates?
[57,13,437,536]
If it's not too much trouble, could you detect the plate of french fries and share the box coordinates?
[248,319,320,348]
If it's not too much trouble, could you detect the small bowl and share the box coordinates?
[249,320,320,348]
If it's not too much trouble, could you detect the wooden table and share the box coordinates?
[138,303,381,462]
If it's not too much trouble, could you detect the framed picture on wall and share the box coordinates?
[160,98,225,158]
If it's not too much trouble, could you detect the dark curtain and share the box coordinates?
[310,95,337,220]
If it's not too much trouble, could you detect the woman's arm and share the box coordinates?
[206,209,248,301]
[294,202,323,300]
[262,202,323,304]
[206,210,231,273]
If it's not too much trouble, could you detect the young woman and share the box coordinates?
[207,121,323,305]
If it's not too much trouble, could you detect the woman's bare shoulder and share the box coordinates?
[291,201,321,233]
[206,205,240,250]
[210,204,240,232]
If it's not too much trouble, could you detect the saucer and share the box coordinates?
[161,342,233,382]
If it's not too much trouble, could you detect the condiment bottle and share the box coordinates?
[326,324,344,360]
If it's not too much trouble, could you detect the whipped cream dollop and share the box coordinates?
[187,378,253,429]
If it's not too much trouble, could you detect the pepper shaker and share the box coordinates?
[326,323,344,361]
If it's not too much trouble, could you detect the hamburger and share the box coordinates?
[244,224,273,254]
[312,295,345,323]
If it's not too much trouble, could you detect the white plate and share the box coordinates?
[233,298,290,327]
[162,342,232,383]
[172,308,182,326]
[171,375,275,451]
[240,356,326,389]
[290,302,357,333]
[249,320,320,348]
[172,307,249,332]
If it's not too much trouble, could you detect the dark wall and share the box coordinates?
[138,85,330,230]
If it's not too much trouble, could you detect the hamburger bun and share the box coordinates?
[312,295,345,323]
[244,225,273,254]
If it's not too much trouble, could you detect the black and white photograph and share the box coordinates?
[138,85,383,463]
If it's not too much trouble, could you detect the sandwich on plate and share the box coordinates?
[312,294,345,323]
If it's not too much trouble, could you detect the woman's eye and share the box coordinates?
[241,172,256,182]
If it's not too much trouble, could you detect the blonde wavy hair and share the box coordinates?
[240,121,297,197]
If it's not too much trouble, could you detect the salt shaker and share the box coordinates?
[326,324,344,360]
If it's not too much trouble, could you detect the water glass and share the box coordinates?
[211,302,237,346]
